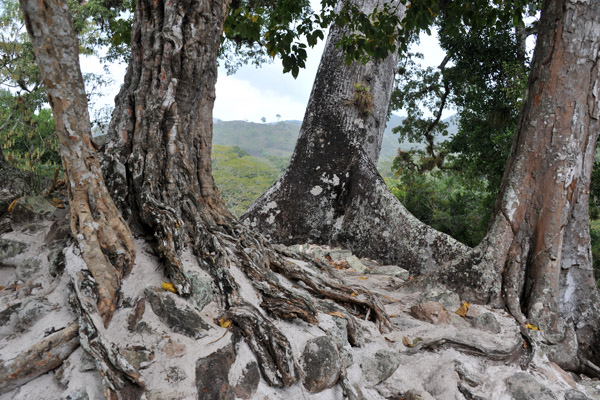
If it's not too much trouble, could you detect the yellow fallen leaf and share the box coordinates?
[161,282,177,293]
[455,301,470,317]
[358,276,368,280]
[525,323,540,331]
[219,318,232,328]
[7,198,19,212]
[402,336,413,347]
[328,312,346,318]
[350,292,357,297]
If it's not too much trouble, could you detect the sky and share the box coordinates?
[80,30,448,125]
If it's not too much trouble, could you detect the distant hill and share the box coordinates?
[213,114,457,163]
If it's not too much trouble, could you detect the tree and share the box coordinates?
[435,0,600,372]
[242,0,468,274]
[19,0,136,328]
[94,0,388,394]
[245,0,600,373]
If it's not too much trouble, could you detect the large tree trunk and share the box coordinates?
[242,0,468,275]
[438,0,600,373]
[101,0,389,391]
[19,0,135,327]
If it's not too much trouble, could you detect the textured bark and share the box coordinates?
[19,0,135,327]
[438,0,600,372]
[101,0,389,390]
[242,0,468,275]
[0,323,79,395]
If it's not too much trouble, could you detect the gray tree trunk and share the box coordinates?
[437,0,600,374]
[242,0,468,275]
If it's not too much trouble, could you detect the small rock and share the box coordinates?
[55,359,71,387]
[328,249,353,260]
[44,211,71,247]
[506,372,557,400]
[374,265,409,280]
[145,288,212,339]
[0,298,51,336]
[403,389,436,400]
[196,344,236,400]
[361,349,401,385]
[9,196,55,223]
[547,326,579,371]
[346,255,370,274]
[421,290,461,312]
[471,312,501,334]
[162,340,186,358]
[79,351,96,372]
[188,272,213,311]
[166,366,187,383]
[231,361,260,399]
[0,238,27,260]
[410,302,451,325]
[16,258,41,280]
[121,346,154,369]
[63,389,89,400]
[301,336,341,393]
[48,248,66,278]
[564,389,592,400]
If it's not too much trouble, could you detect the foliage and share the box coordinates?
[0,90,60,193]
[389,4,536,246]
[390,168,489,247]
[0,0,112,193]
[212,145,285,216]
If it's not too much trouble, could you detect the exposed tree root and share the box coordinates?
[156,210,392,388]
[70,270,145,400]
[407,335,526,366]
[224,305,298,387]
[0,322,79,395]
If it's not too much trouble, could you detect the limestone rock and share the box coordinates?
[374,265,409,280]
[471,312,501,334]
[16,258,41,280]
[188,272,213,311]
[421,290,461,312]
[410,302,451,325]
[564,389,592,400]
[0,298,52,337]
[196,344,236,400]
[301,336,341,393]
[47,248,66,278]
[506,372,557,400]
[120,346,154,370]
[346,255,370,274]
[0,238,27,260]
[231,360,260,399]
[361,349,401,385]
[145,288,212,339]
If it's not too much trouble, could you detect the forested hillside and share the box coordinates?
[212,116,458,216]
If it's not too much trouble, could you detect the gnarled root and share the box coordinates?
[224,305,298,387]
[0,323,79,395]
[68,177,136,327]
[70,269,145,400]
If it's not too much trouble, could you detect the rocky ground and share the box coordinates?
[1,194,600,399]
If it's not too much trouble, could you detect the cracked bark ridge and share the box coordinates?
[101,0,389,388]
[435,0,600,373]
[242,0,468,276]
[19,0,135,327]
